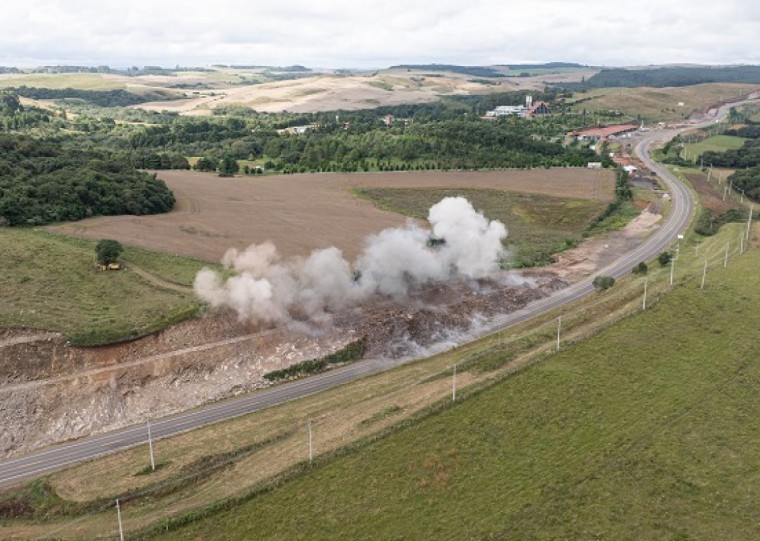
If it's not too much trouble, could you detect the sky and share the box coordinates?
[2,0,759,69]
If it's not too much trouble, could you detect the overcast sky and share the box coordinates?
[2,0,758,68]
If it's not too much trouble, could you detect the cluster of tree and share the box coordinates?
[700,139,760,169]
[0,92,53,131]
[127,117,251,148]
[9,86,179,108]
[560,66,760,89]
[193,155,242,176]
[727,167,760,203]
[725,124,760,138]
[0,135,175,226]
[694,207,753,236]
[129,151,189,170]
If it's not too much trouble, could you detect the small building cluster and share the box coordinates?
[483,96,551,119]
[382,114,412,127]
[277,124,319,135]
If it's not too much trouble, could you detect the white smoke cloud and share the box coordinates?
[194,197,508,323]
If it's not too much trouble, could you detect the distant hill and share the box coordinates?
[497,62,586,70]
[563,65,760,88]
[390,64,506,77]
[390,63,587,78]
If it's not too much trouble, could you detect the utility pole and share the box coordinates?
[723,186,728,201]
[556,316,561,352]
[748,205,754,241]
[452,364,457,402]
[642,277,648,310]
[701,259,707,289]
[116,499,125,541]
[724,242,730,267]
[147,421,155,472]
[670,256,675,286]
[308,420,313,464]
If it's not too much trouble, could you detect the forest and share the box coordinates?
[0,135,175,226]
[562,65,760,89]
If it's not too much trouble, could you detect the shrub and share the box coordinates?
[632,262,648,275]
[592,275,615,290]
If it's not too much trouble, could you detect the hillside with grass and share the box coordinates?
[158,227,760,540]
[0,229,210,345]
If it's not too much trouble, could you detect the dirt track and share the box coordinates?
[46,169,614,262]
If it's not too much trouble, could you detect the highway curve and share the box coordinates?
[0,101,748,489]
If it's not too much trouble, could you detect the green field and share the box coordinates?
[160,239,760,540]
[353,187,608,267]
[0,229,212,345]
[684,134,748,159]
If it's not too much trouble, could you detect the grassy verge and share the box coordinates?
[352,187,608,267]
[0,229,214,345]
[155,230,760,540]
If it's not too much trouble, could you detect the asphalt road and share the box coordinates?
[0,102,746,489]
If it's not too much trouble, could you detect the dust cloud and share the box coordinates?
[194,197,508,323]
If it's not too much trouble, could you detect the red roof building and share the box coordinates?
[572,124,639,139]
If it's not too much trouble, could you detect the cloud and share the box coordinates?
[1,0,759,67]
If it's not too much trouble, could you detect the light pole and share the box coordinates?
[147,421,155,472]
[452,365,457,402]
[701,259,707,289]
[642,277,648,310]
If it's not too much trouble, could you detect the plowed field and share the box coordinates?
[47,169,614,262]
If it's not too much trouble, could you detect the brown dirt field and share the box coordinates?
[685,171,743,214]
[46,169,614,263]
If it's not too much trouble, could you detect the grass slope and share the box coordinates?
[162,248,760,540]
[684,134,748,158]
[0,229,210,345]
[568,83,758,123]
[354,187,607,267]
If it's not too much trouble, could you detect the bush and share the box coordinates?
[592,275,615,290]
[658,251,672,267]
[632,262,648,275]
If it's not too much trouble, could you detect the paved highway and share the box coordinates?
[0,102,748,488]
